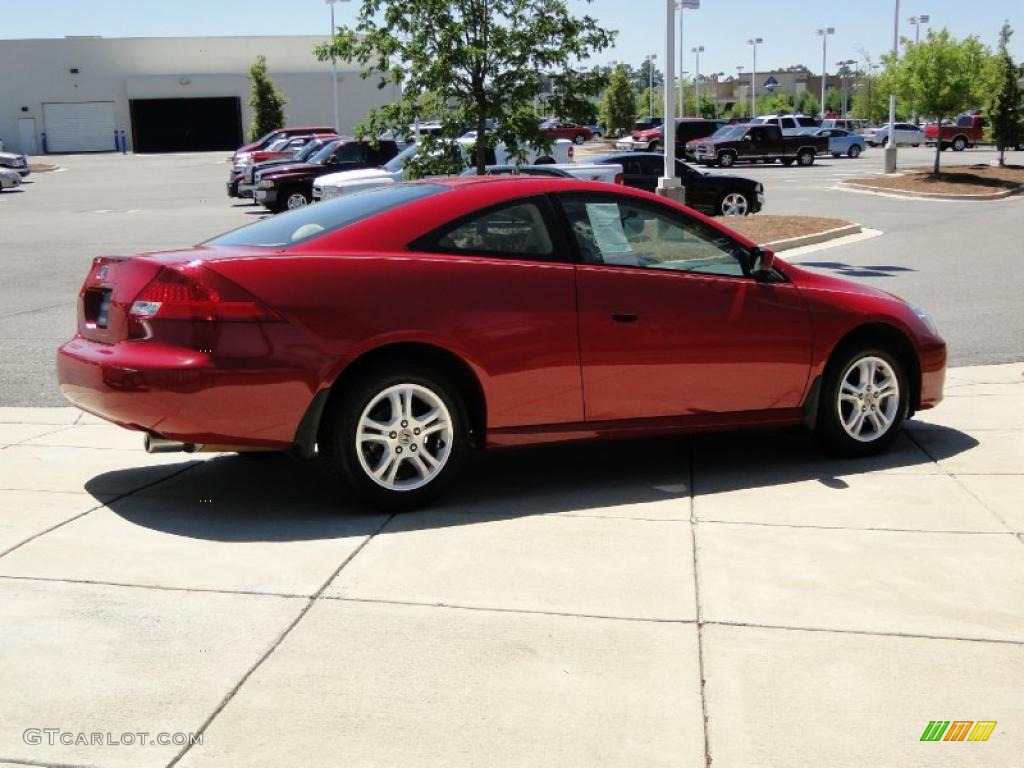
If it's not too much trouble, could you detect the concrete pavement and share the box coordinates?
[0,363,1021,767]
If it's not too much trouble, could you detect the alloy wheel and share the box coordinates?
[720,192,749,216]
[286,192,309,210]
[836,356,900,443]
[355,383,453,491]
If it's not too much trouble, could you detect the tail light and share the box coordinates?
[567,146,574,159]
[129,265,280,330]
[614,173,624,185]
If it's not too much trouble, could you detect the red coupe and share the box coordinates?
[57,178,946,509]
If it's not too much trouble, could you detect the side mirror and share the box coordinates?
[742,135,752,141]
[749,246,776,280]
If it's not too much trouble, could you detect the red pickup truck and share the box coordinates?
[924,112,985,152]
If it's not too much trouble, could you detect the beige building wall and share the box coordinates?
[0,35,399,154]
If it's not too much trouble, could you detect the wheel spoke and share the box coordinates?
[387,390,402,422]
[409,454,430,479]
[401,388,414,421]
[371,450,396,481]
[360,416,391,434]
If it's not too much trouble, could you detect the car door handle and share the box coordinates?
[611,313,638,323]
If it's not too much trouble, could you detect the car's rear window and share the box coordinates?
[206,183,447,248]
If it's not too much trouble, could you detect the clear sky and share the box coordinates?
[3,0,1021,78]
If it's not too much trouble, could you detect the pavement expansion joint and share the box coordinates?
[164,511,397,768]
[707,619,1024,646]
[688,441,713,768]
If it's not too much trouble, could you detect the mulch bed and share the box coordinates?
[725,215,853,245]
[28,163,60,172]
[846,164,1024,195]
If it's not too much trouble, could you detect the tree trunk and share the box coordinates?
[476,101,487,175]
[932,116,942,176]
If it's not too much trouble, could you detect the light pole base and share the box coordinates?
[657,177,685,205]
[884,145,898,174]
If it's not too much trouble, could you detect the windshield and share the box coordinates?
[310,140,342,164]
[716,126,747,139]
[298,141,330,162]
[383,143,418,173]
[206,184,447,248]
[710,126,733,138]
[266,138,289,151]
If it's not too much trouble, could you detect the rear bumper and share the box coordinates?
[56,336,311,448]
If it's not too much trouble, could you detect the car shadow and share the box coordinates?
[86,424,978,543]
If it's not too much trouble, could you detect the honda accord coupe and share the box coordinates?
[57,178,946,509]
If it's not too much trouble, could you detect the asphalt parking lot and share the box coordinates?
[2,145,1022,406]
[1,148,1023,767]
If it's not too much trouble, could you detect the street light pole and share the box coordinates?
[885,0,900,173]
[692,46,703,115]
[676,2,685,116]
[817,27,834,116]
[747,38,762,118]
[657,0,683,203]
[325,0,349,133]
[909,14,930,44]
[646,53,658,117]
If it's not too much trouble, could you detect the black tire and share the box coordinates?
[273,185,311,214]
[848,144,862,158]
[911,143,920,147]
[951,136,967,152]
[319,365,470,510]
[816,345,909,457]
[717,151,736,168]
[573,133,587,145]
[796,148,815,167]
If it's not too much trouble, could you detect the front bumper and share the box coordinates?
[237,183,255,198]
[917,339,947,411]
[254,188,278,204]
[56,336,309,447]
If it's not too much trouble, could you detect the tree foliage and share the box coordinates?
[988,21,1023,164]
[633,58,664,90]
[547,68,608,125]
[600,64,637,137]
[315,0,614,176]
[247,55,287,141]
[793,91,820,118]
[888,28,991,174]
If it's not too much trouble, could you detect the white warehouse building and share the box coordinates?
[0,35,398,155]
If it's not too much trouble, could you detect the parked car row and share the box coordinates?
[0,147,31,194]
[224,125,766,220]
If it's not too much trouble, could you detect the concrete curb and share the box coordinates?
[762,223,863,253]
[839,180,1024,201]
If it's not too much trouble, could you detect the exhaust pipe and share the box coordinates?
[144,435,201,454]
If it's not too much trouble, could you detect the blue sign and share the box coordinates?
[764,75,779,90]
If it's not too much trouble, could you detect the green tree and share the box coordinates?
[755,91,793,115]
[547,68,608,125]
[889,28,991,174]
[988,21,1023,165]
[794,91,820,118]
[247,55,287,142]
[315,0,614,176]
[600,64,637,137]
[823,88,844,114]
[634,58,664,91]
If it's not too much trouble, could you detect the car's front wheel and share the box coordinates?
[573,133,587,145]
[816,347,908,456]
[719,191,750,216]
[848,144,862,158]
[320,366,469,510]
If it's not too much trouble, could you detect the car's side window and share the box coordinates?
[639,156,663,176]
[559,196,749,277]
[424,201,555,259]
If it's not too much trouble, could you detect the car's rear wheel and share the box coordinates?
[719,191,750,216]
[717,151,736,167]
[816,346,908,456]
[319,366,469,510]
[796,148,815,166]
[573,133,587,145]
[848,144,862,158]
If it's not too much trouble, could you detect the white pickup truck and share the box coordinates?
[459,163,623,184]
[314,138,574,201]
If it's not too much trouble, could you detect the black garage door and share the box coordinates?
[130,97,242,153]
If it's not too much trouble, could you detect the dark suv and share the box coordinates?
[253,139,402,212]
